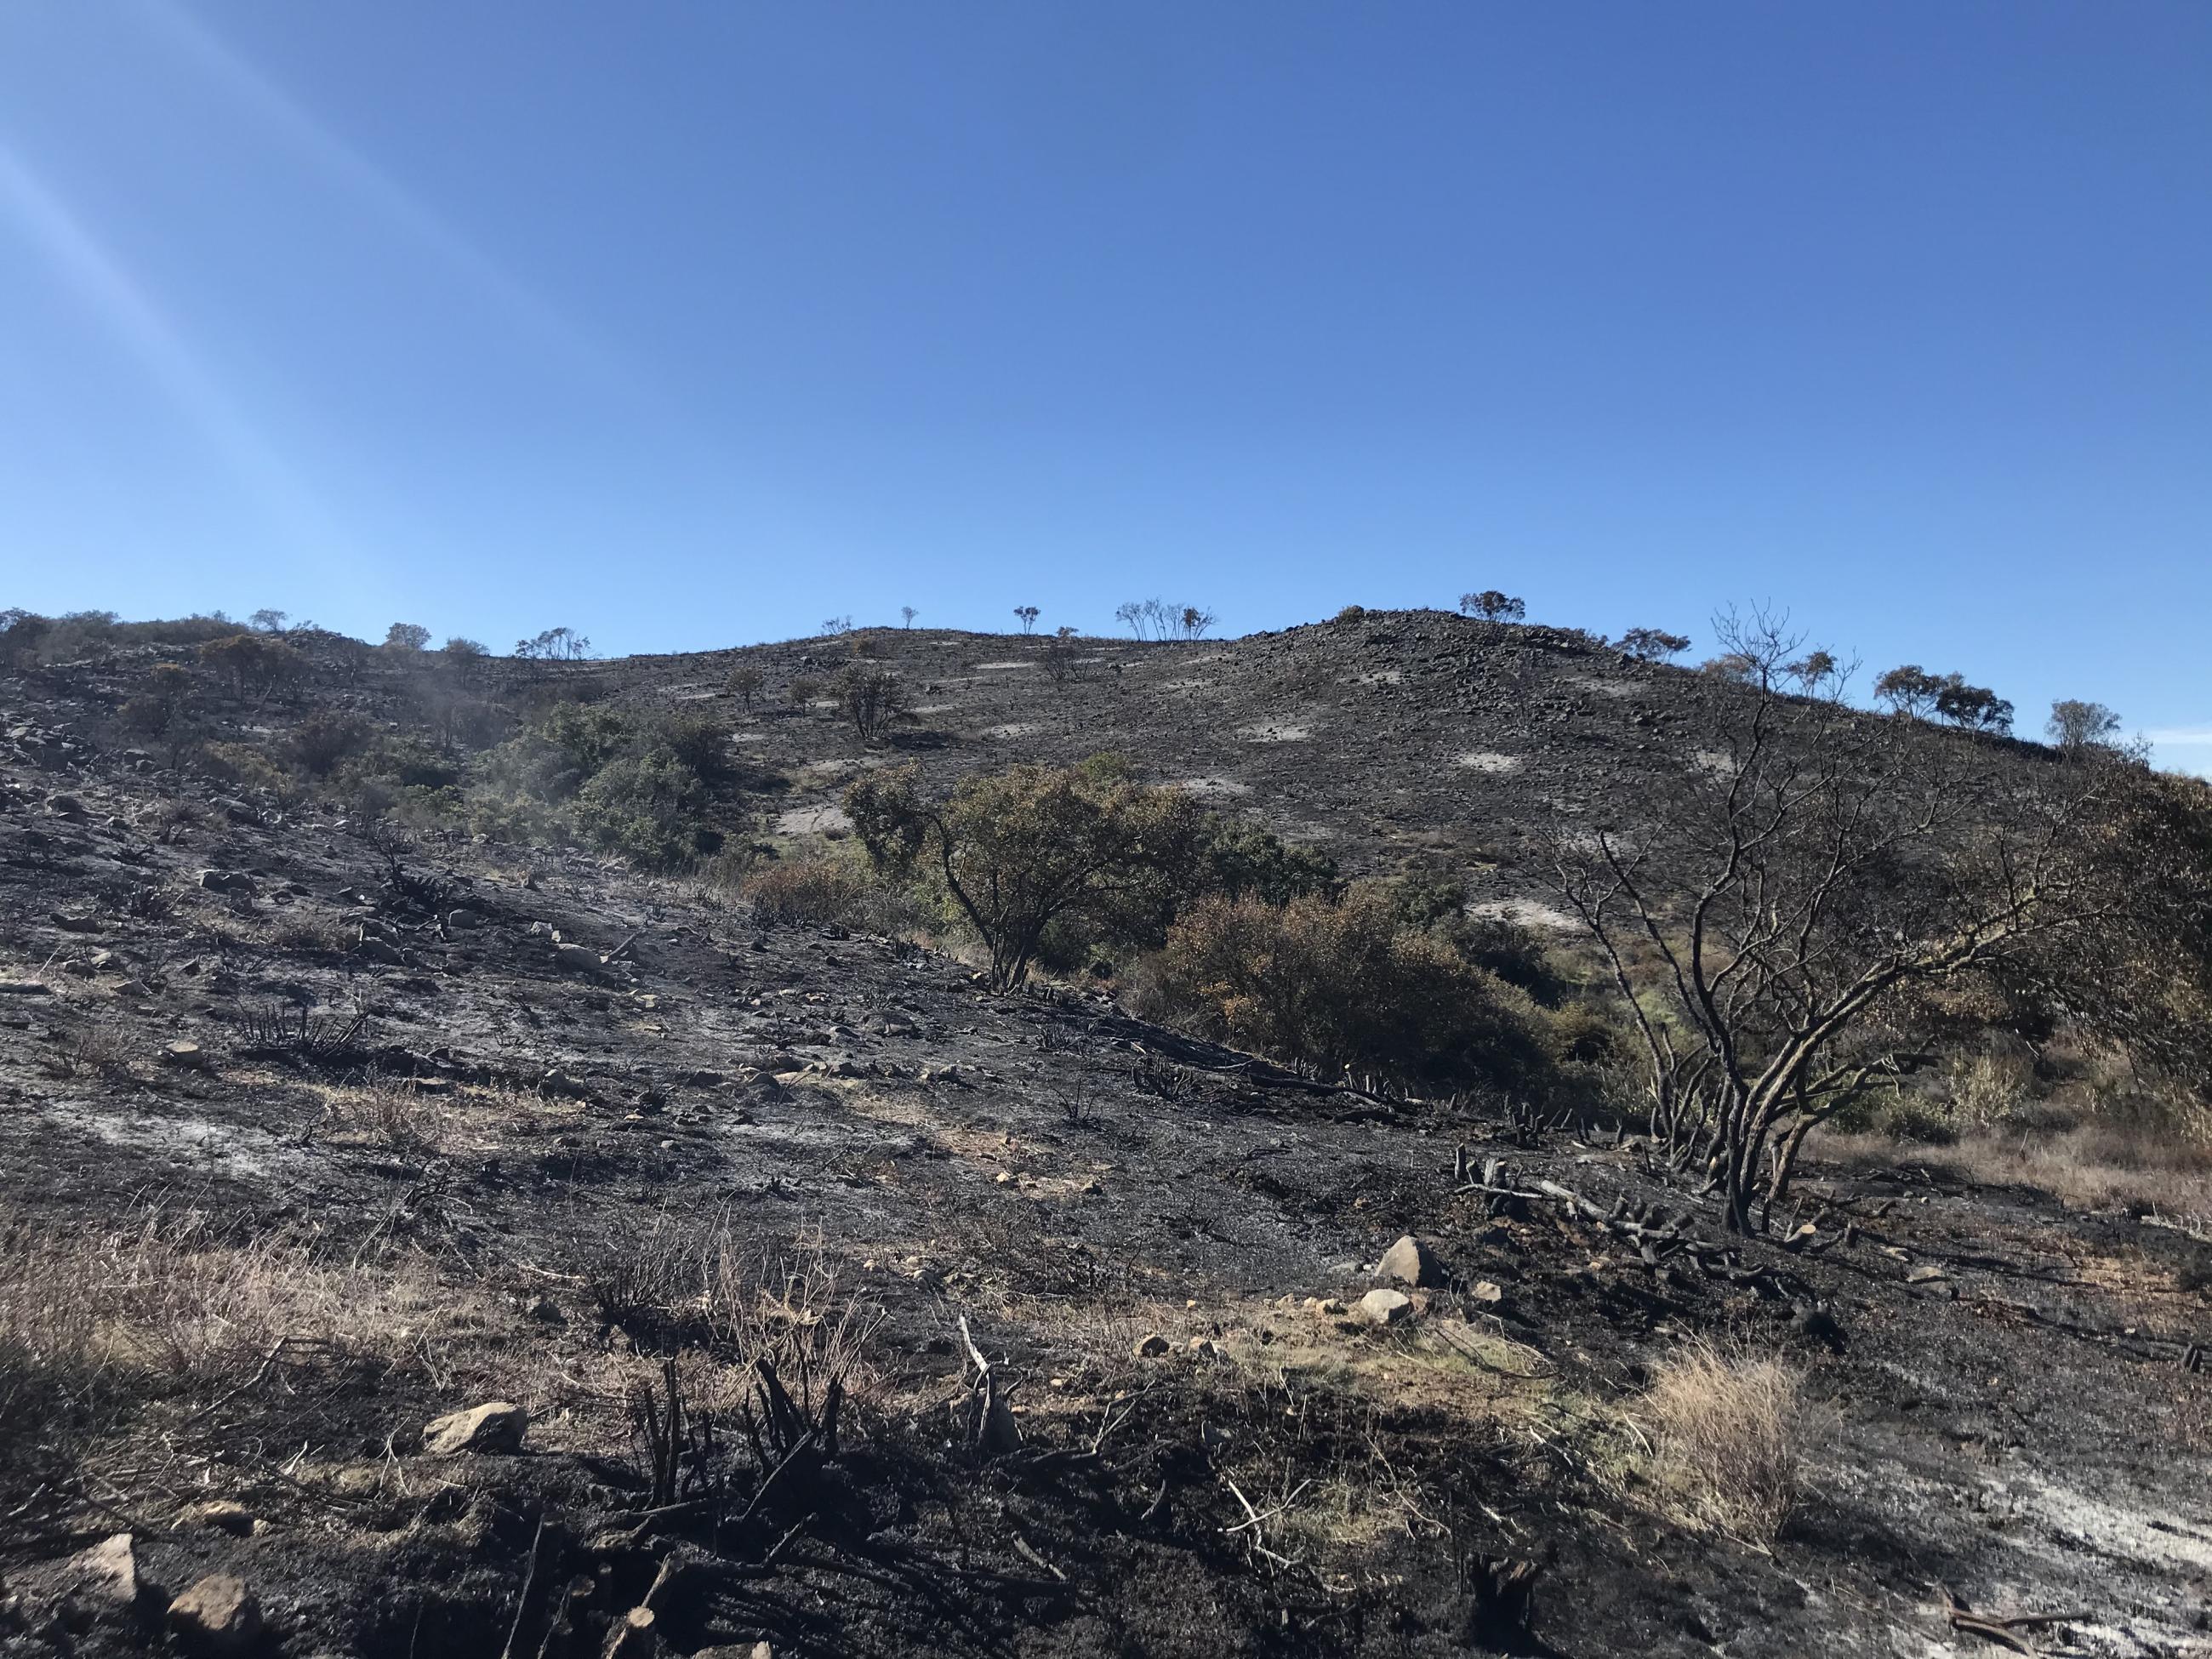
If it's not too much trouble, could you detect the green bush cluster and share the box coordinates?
[469,704,769,871]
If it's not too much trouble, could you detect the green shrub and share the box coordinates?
[1140,885,1547,1097]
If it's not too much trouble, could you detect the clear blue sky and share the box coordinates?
[3,3,2207,769]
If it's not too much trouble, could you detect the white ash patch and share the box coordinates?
[1569,675,1639,698]
[1177,776,1252,797]
[1237,721,1311,743]
[972,660,1034,671]
[1455,751,1522,773]
[776,804,852,835]
[1471,897,1579,933]
[982,722,1039,740]
[1352,669,1404,686]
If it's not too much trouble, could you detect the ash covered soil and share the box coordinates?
[2,619,2209,1657]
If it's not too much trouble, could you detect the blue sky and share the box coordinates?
[3,3,2207,770]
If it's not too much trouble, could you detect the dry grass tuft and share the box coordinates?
[1643,1339,1807,1545]
[584,1214,885,1415]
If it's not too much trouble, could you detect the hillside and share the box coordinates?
[2,617,2209,1658]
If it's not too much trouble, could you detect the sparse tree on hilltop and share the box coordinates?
[1461,590,1526,623]
[1014,606,1040,635]
[2048,698,2124,755]
[1873,664,1942,718]
[515,626,592,662]
[1783,648,1839,694]
[1933,676,2012,735]
[384,622,431,653]
[1617,627,1690,663]
[900,606,919,630]
[1177,606,1217,641]
[820,615,853,637]
[249,608,289,634]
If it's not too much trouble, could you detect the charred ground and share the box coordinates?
[1,614,2208,1657]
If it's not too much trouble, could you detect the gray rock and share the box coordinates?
[1377,1234,1447,1289]
[197,869,255,895]
[1359,1288,1415,1325]
[554,942,602,974]
[71,1533,137,1604]
[422,1400,527,1455]
[354,937,405,966]
[446,908,483,930]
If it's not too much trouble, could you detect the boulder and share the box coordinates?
[161,1040,209,1069]
[167,1574,260,1655]
[1377,1234,1447,1289]
[1131,1333,1172,1359]
[355,936,405,966]
[422,1400,528,1455]
[197,869,254,895]
[445,908,484,930]
[555,943,602,974]
[1359,1288,1415,1326]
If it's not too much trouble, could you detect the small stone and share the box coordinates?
[162,1040,208,1069]
[555,942,602,973]
[1359,1288,1415,1326]
[422,1400,527,1455]
[1469,1280,1505,1306]
[46,794,87,818]
[355,937,405,966]
[178,1499,253,1535]
[1303,1296,1346,1317]
[1132,1333,1172,1359]
[995,1170,1016,1185]
[1905,1265,1948,1285]
[1377,1234,1447,1288]
[197,869,254,895]
[168,1574,260,1655]
[445,908,483,929]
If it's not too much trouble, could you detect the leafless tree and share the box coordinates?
[1550,607,2177,1232]
[1013,605,1040,635]
[1040,625,1081,689]
[836,664,909,744]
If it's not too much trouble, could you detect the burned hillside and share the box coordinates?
[1,613,2209,1658]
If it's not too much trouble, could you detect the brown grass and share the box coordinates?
[1642,1340,1807,1545]
[1816,1120,2212,1221]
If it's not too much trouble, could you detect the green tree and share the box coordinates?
[846,758,1206,989]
